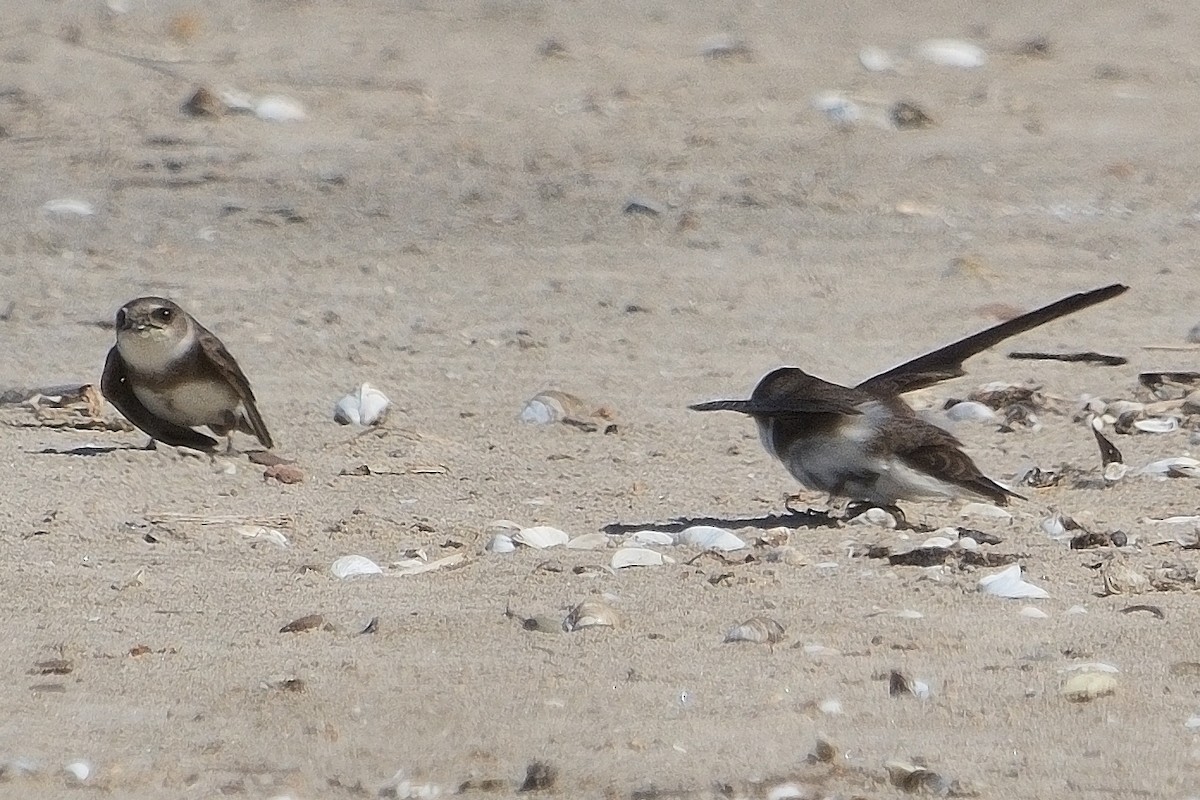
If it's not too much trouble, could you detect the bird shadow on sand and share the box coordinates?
[35,443,152,457]
[602,509,844,536]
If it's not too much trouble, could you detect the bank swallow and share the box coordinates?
[691,284,1127,511]
[101,297,274,451]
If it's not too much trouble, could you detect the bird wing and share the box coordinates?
[875,415,1019,504]
[100,346,220,450]
[856,283,1128,398]
[195,324,275,449]
[688,396,863,416]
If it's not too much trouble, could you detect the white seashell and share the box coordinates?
[235,525,290,548]
[1041,514,1068,538]
[1141,456,1200,476]
[566,533,610,550]
[978,564,1049,599]
[42,198,95,216]
[611,547,673,569]
[921,536,956,549]
[330,554,383,579]
[627,530,675,547]
[518,390,589,425]
[333,383,390,426]
[767,784,807,800]
[916,39,986,68]
[850,507,897,528]
[676,525,746,552]
[956,536,980,551]
[513,526,570,549]
[1104,462,1129,482]
[811,91,860,127]
[1061,672,1117,702]
[1020,606,1048,619]
[858,45,896,73]
[563,600,620,631]
[909,680,931,701]
[817,697,843,715]
[1134,417,1179,434]
[63,761,91,783]
[723,616,785,644]
[254,95,306,122]
[885,760,946,793]
[1066,605,1088,615]
[961,502,1012,520]
[945,401,996,422]
[1186,715,1200,732]
[485,533,516,553]
[803,643,841,656]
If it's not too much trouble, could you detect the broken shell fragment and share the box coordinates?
[1133,417,1179,434]
[916,38,986,68]
[611,547,673,569]
[254,95,306,122]
[858,45,897,73]
[485,533,516,554]
[330,554,383,579]
[43,198,95,216]
[513,526,570,549]
[333,383,390,426]
[811,91,860,127]
[563,601,620,632]
[888,670,931,700]
[1061,672,1117,702]
[627,530,675,547]
[519,390,588,424]
[723,616,785,645]
[1100,557,1150,595]
[1142,457,1200,479]
[566,533,611,550]
[63,760,92,785]
[675,525,746,552]
[183,87,224,117]
[978,564,1049,599]
[885,760,949,795]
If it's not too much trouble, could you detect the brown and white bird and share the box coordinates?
[690,284,1127,511]
[101,297,274,451]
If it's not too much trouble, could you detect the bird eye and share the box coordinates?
[153,307,173,322]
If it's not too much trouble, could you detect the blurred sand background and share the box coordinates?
[2,0,1200,797]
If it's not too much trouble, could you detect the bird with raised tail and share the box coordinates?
[690,284,1128,518]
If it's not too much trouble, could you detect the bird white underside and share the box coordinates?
[119,326,242,428]
[756,404,984,505]
[133,380,241,428]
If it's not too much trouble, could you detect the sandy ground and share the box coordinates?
[2,1,1200,797]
